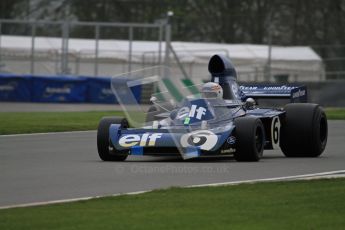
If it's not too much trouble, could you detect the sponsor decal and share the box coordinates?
[240,86,258,90]
[119,133,162,147]
[292,89,306,98]
[240,85,297,91]
[45,87,71,94]
[189,105,206,120]
[184,117,190,125]
[221,148,236,154]
[101,88,113,95]
[180,130,218,150]
[177,106,190,119]
[271,116,281,149]
[265,111,281,115]
[177,105,207,120]
[0,85,15,91]
[227,136,236,145]
[0,81,17,92]
[263,86,295,90]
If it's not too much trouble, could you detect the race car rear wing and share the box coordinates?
[239,85,307,103]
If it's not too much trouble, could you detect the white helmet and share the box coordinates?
[201,82,223,99]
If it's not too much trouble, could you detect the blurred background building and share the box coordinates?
[0,0,344,105]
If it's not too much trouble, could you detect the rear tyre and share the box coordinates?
[234,117,265,162]
[280,103,328,157]
[97,117,129,161]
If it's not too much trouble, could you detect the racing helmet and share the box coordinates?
[201,82,223,99]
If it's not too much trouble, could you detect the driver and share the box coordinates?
[201,82,223,99]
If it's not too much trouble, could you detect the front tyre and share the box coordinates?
[234,117,265,162]
[97,117,129,161]
[280,103,328,157]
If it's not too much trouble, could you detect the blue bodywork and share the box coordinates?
[109,98,237,157]
[108,96,293,157]
[109,54,307,158]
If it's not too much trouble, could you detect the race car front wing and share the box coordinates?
[109,124,234,158]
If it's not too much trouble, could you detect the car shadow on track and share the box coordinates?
[124,156,235,163]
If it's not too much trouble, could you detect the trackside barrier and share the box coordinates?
[86,77,141,104]
[32,76,88,103]
[0,74,141,104]
[0,75,32,102]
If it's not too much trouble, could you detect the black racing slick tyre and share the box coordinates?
[234,117,265,162]
[280,103,328,157]
[97,117,129,161]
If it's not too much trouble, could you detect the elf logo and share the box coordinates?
[119,133,162,147]
[189,105,207,119]
[177,105,207,120]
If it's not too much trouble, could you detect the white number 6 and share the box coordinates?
[271,116,281,149]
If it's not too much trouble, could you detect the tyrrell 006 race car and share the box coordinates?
[97,54,328,161]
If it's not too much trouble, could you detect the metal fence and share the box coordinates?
[0,17,172,76]
[1,17,343,82]
[312,45,345,80]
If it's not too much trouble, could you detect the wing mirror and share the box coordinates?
[150,96,157,103]
[169,110,178,120]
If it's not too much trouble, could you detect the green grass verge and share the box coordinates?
[0,108,344,135]
[325,108,345,120]
[0,111,124,135]
[0,178,344,230]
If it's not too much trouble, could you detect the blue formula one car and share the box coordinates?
[97,54,328,162]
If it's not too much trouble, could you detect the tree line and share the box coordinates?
[1,0,344,45]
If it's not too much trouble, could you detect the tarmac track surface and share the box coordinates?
[0,120,344,207]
